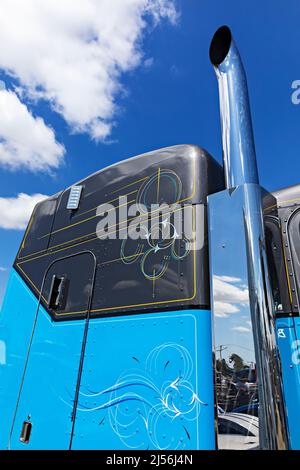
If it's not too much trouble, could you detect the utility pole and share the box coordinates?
[216,345,228,400]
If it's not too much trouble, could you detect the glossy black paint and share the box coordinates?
[14,145,224,321]
[42,253,96,318]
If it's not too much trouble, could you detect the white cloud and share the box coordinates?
[213,275,249,318]
[0,87,65,172]
[213,275,249,304]
[144,57,154,68]
[0,267,7,272]
[0,0,178,141]
[214,301,240,318]
[215,275,242,284]
[0,193,47,229]
[232,326,252,334]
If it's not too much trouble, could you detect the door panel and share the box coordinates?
[71,310,215,450]
[9,252,96,449]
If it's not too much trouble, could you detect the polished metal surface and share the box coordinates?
[208,185,288,450]
[271,182,300,209]
[243,184,288,449]
[208,186,258,450]
[209,26,288,449]
[209,26,259,188]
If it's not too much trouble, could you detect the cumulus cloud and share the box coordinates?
[0,193,47,229]
[144,57,155,68]
[0,0,178,141]
[213,275,249,318]
[232,326,252,334]
[0,87,65,172]
[214,301,240,318]
[215,275,242,284]
[0,267,7,272]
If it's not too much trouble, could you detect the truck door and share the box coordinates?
[8,251,96,450]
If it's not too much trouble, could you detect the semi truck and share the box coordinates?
[0,25,299,450]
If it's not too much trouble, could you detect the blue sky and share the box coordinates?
[0,0,300,303]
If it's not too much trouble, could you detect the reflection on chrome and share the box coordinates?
[209,25,288,449]
[216,344,259,450]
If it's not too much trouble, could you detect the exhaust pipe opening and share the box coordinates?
[209,25,232,66]
[209,25,259,188]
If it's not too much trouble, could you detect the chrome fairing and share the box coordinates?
[208,185,288,449]
[209,26,288,449]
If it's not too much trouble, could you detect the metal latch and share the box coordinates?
[48,275,67,310]
[20,421,32,444]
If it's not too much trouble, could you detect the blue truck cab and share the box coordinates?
[0,25,299,450]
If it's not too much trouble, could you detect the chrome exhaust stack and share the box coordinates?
[208,26,288,449]
[209,25,259,188]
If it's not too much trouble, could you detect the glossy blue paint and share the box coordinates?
[0,270,215,449]
[0,269,38,449]
[0,271,88,450]
[9,307,86,450]
[72,310,215,450]
[276,317,300,449]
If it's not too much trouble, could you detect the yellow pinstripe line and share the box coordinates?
[49,197,135,243]
[17,265,47,303]
[36,159,197,241]
[19,206,197,317]
[20,159,198,261]
[18,235,100,264]
[18,198,136,261]
[39,210,109,239]
[71,189,139,220]
[100,251,145,266]
[17,264,89,315]
[38,191,139,240]
[56,228,197,316]
[109,176,149,195]
[80,230,197,316]
[17,209,36,259]
[18,206,189,265]
[264,196,300,213]
[19,196,191,263]
[281,230,293,304]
